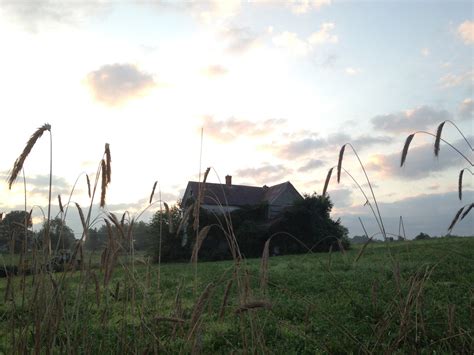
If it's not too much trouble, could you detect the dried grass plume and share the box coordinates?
[8,123,51,189]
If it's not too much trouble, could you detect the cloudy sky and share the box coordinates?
[0,0,472,238]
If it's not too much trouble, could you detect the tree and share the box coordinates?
[132,221,153,251]
[36,217,76,251]
[149,205,187,261]
[268,193,350,253]
[84,227,105,251]
[415,232,431,240]
[0,210,32,253]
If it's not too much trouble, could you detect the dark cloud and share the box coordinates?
[202,65,228,78]
[298,159,326,172]
[371,106,451,133]
[85,63,155,106]
[236,164,291,185]
[220,26,260,54]
[366,138,470,179]
[338,190,474,238]
[203,116,286,141]
[0,171,71,196]
[275,132,392,159]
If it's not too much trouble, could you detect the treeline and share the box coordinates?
[1,194,350,261]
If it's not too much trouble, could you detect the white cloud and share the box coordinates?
[272,31,310,55]
[288,0,332,14]
[272,22,338,56]
[195,0,241,24]
[308,23,338,44]
[203,116,286,141]
[457,20,474,44]
[0,0,110,32]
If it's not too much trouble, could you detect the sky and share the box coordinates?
[0,0,472,239]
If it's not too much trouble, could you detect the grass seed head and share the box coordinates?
[337,144,346,183]
[105,143,111,184]
[86,174,91,198]
[149,181,157,204]
[401,133,415,167]
[323,167,334,197]
[461,203,473,221]
[58,195,64,213]
[448,206,464,232]
[8,123,51,189]
[434,121,446,157]
[100,159,107,208]
[458,169,464,200]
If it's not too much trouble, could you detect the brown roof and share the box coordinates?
[183,181,302,207]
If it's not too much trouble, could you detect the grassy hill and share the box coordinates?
[1,237,473,353]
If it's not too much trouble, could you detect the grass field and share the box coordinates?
[1,237,473,353]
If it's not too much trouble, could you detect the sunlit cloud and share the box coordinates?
[459,98,473,120]
[203,116,286,141]
[308,23,338,44]
[220,26,261,54]
[272,22,338,56]
[345,67,361,76]
[272,31,310,55]
[85,63,156,106]
[371,106,451,133]
[195,0,241,24]
[440,70,473,88]
[457,20,474,44]
[202,64,228,78]
[288,0,332,14]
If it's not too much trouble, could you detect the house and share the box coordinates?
[182,175,303,219]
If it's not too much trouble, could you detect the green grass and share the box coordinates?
[1,237,473,353]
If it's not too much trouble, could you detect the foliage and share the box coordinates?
[1,237,473,353]
[36,217,76,250]
[152,194,350,262]
[149,204,186,261]
[269,193,350,253]
[415,232,431,240]
[0,210,32,253]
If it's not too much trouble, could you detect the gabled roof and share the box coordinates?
[182,181,302,207]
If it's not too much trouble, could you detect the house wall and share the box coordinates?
[201,204,240,214]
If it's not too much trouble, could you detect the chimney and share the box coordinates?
[225,175,232,186]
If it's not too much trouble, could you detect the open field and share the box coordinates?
[1,237,473,353]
